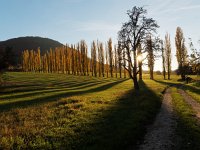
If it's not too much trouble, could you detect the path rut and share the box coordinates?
[178,89,200,119]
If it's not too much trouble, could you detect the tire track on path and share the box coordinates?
[178,89,200,119]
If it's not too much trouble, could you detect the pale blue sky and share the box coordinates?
[1,0,200,70]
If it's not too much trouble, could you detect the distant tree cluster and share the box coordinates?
[22,39,127,78]
[188,39,200,75]
[0,46,15,72]
[174,27,200,79]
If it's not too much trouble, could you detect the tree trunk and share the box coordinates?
[179,64,186,80]
[181,73,186,81]
[163,70,166,80]
[150,68,154,80]
[168,68,170,80]
[119,67,122,78]
[133,50,139,90]
[139,62,142,80]
[133,75,139,90]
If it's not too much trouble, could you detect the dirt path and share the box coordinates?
[139,88,177,150]
[178,89,200,119]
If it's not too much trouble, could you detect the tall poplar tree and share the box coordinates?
[165,33,172,80]
[91,41,97,77]
[160,40,166,79]
[108,38,113,77]
[175,27,188,80]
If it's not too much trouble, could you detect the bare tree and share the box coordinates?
[118,6,159,90]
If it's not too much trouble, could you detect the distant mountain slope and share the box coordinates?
[0,36,64,65]
[0,36,64,55]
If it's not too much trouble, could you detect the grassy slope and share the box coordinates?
[0,72,166,149]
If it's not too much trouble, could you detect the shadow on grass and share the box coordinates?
[0,79,128,112]
[181,85,200,96]
[0,79,109,95]
[0,79,165,150]
[0,80,114,99]
[53,80,163,150]
[154,80,200,96]
[153,79,182,87]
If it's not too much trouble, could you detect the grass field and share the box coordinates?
[0,72,168,149]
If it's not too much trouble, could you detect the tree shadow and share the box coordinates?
[0,79,128,112]
[54,80,163,150]
[0,80,113,99]
[0,78,110,95]
[0,78,164,149]
[153,79,200,96]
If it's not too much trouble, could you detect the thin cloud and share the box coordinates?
[175,5,200,11]
[158,4,200,14]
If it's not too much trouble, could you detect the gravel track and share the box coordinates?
[139,88,177,150]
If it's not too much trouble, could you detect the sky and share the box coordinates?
[1,0,200,71]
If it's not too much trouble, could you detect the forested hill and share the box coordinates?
[0,36,64,66]
[0,36,64,55]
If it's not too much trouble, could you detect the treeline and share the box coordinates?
[22,39,127,78]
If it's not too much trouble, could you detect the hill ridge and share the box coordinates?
[0,36,64,64]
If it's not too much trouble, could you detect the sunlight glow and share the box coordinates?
[137,55,143,62]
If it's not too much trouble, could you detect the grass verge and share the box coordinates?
[171,87,200,150]
[182,82,200,103]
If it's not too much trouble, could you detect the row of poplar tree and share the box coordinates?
[22,38,128,78]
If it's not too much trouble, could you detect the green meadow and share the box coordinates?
[0,72,167,149]
[0,72,199,149]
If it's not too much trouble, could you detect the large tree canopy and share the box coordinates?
[118,6,159,90]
